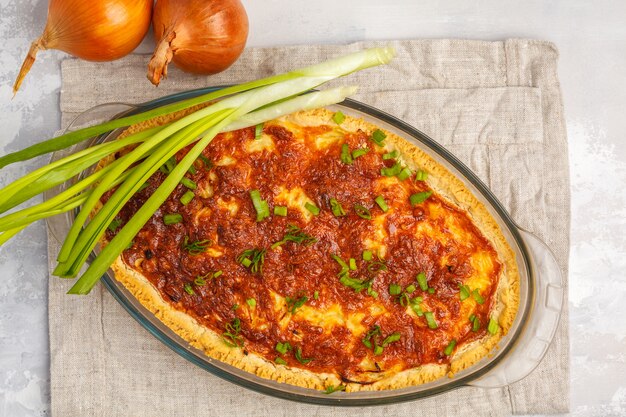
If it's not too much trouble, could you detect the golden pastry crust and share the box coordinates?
[103,106,519,392]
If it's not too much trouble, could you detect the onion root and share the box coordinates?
[13,37,47,96]
[147,31,177,86]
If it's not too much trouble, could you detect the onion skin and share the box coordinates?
[13,0,152,95]
[148,0,249,86]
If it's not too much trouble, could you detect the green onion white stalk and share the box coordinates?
[0,47,395,294]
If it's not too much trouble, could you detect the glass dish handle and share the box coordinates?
[44,102,138,244]
[468,229,564,388]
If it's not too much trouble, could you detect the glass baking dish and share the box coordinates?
[45,87,564,406]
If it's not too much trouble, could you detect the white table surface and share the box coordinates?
[1,1,625,416]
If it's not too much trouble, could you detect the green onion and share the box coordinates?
[184,283,195,295]
[339,275,373,293]
[354,204,372,219]
[213,270,223,278]
[198,154,212,168]
[194,276,207,286]
[331,254,349,270]
[362,325,381,349]
[250,189,270,221]
[254,123,264,139]
[305,202,320,216]
[472,289,485,305]
[488,318,499,334]
[351,148,369,159]
[180,190,195,205]
[274,206,288,216]
[428,287,435,294]
[472,316,481,332]
[459,284,470,301]
[275,357,287,365]
[340,143,353,165]
[410,297,424,316]
[271,224,317,249]
[382,332,401,347]
[374,345,384,355]
[381,162,402,177]
[187,165,197,175]
[405,284,416,294]
[232,304,239,310]
[370,129,386,146]
[332,111,345,125]
[410,191,433,205]
[246,298,256,308]
[313,290,319,300]
[444,339,457,356]
[424,311,438,329]
[285,295,308,314]
[180,177,197,190]
[382,150,398,160]
[349,258,357,270]
[374,195,389,212]
[159,156,176,174]
[222,318,243,348]
[389,283,402,295]
[415,170,428,181]
[108,218,122,233]
[275,342,292,354]
[182,236,212,255]
[416,272,428,291]
[469,314,476,321]
[237,248,266,274]
[324,385,346,394]
[330,198,346,217]
[294,346,313,364]
[163,213,183,225]
[362,250,373,261]
[397,167,412,181]
[366,260,387,274]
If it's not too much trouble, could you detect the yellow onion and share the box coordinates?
[147,0,249,86]
[13,0,153,94]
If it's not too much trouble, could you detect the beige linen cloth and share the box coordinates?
[49,39,569,416]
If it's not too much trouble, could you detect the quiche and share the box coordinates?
[102,107,519,392]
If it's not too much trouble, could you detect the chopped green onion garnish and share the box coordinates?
[469,314,476,322]
[416,272,428,291]
[405,284,416,294]
[232,304,239,310]
[180,177,197,190]
[368,288,379,298]
[389,283,402,295]
[194,276,206,286]
[370,129,386,146]
[382,332,401,347]
[324,384,346,394]
[184,283,195,295]
[271,224,317,249]
[108,218,122,233]
[362,250,373,261]
[375,195,389,212]
[305,202,320,216]
[459,284,470,301]
[275,341,292,354]
[274,205,288,216]
[249,189,270,221]
[198,154,212,168]
[180,190,195,205]
[397,167,412,181]
[410,191,433,205]
[472,289,485,305]
[163,213,183,225]
[410,297,424,316]
[428,287,435,294]
[374,345,384,355]
[313,290,319,300]
[349,258,357,270]
[246,298,256,308]
[424,311,438,329]
[222,318,243,348]
[330,198,346,217]
[488,318,499,334]
[331,254,349,270]
[415,170,428,181]
[237,248,266,274]
[382,150,398,160]
[254,123,264,139]
[354,204,372,219]
[182,236,212,255]
[362,325,381,349]
[352,148,369,159]
[187,165,197,175]
[159,156,176,174]
[294,346,313,364]
[340,143,353,165]
[285,295,308,314]
[332,111,345,125]
[381,162,402,177]
[213,270,223,278]
[275,357,287,365]
[472,316,481,332]
[444,339,457,356]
